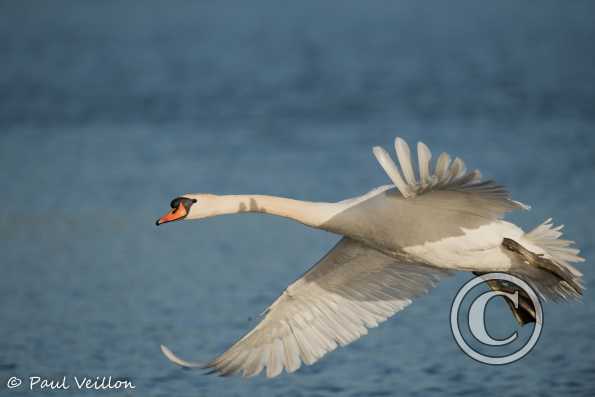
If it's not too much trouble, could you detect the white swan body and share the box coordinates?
[156,137,584,378]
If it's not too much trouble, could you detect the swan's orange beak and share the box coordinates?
[156,203,188,226]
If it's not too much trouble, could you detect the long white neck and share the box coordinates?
[195,194,341,228]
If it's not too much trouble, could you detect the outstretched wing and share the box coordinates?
[373,137,528,217]
[161,238,451,378]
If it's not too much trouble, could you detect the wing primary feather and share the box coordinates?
[449,157,465,179]
[266,339,284,378]
[371,138,526,214]
[372,146,414,197]
[282,327,302,373]
[184,238,451,378]
[435,152,451,181]
[160,344,203,368]
[395,137,417,186]
[417,141,432,186]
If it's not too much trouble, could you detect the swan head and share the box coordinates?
[155,194,221,225]
[156,195,198,225]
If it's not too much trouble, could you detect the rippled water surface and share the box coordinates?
[1,1,594,396]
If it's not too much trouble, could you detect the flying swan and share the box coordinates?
[156,137,584,378]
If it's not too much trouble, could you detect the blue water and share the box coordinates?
[1,1,594,396]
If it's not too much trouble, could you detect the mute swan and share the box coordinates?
[156,137,584,378]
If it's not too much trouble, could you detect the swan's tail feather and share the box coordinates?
[524,218,585,269]
[504,219,585,302]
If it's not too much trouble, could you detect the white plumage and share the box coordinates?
[157,136,584,378]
